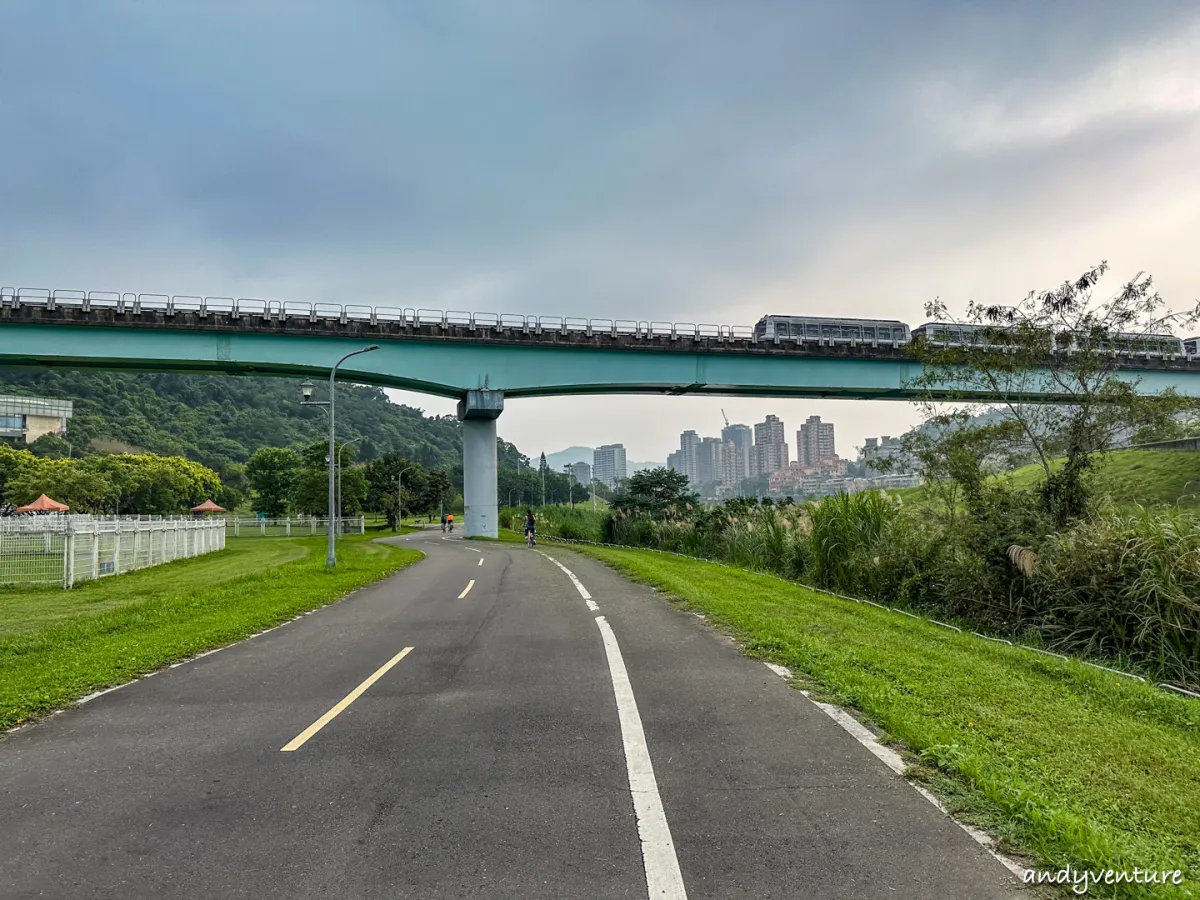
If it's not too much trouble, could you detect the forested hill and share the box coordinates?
[0,370,463,473]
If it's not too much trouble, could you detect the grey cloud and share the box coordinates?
[3,2,1198,317]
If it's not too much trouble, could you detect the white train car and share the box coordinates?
[911,322,1028,350]
[1185,337,1200,359]
[754,316,910,345]
[1063,331,1183,358]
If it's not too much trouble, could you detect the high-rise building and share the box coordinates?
[667,450,683,474]
[753,414,789,475]
[678,430,700,483]
[569,461,592,485]
[719,441,740,489]
[798,415,836,467]
[696,437,725,486]
[593,444,627,489]
[721,423,753,482]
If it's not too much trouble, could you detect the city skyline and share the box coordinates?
[542,409,894,480]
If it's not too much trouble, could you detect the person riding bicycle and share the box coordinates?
[524,510,536,546]
[440,513,447,532]
[446,513,454,532]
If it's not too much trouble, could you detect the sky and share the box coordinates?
[3,0,1200,463]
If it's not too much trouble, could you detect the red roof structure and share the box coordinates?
[16,494,70,513]
[190,499,227,513]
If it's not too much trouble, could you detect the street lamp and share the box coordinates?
[299,346,379,568]
[337,437,363,540]
[395,464,416,530]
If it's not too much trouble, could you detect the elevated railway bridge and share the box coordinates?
[4,287,1200,537]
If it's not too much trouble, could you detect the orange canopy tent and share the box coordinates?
[190,499,227,514]
[16,494,70,513]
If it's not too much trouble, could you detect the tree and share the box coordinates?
[27,433,72,459]
[246,447,301,516]
[908,263,1200,525]
[289,441,367,517]
[5,460,117,513]
[609,467,698,517]
[363,454,444,528]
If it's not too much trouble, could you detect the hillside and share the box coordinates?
[894,449,1200,510]
[0,370,463,474]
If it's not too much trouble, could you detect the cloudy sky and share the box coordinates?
[4,1,1199,463]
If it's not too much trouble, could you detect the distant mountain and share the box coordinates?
[543,447,595,470]
[543,446,661,477]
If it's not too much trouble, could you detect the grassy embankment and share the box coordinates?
[539,537,1198,897]
[892,448,1200,512]
[0,536,421,732]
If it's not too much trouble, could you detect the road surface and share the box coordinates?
[0,530,1023,899]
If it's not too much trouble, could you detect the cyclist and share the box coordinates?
[524,510,536,547]
[447,513,454,532]
[440,513,447,533]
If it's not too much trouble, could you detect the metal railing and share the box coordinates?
[0,286,767,343]
[0,517,226,588]
[226,516,366,537]
[7,286,1198,359]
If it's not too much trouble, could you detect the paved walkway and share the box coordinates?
[0,531,1022,898]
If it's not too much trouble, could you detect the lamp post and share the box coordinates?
[563,464,576,509]
[337,437,363,540]
[300,344,379,568]
[395,464,416,530]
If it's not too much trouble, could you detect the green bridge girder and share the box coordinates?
[1,312,1199,402]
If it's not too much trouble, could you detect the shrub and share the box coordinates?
[807,491,898,595]
[1031,508,1200,683]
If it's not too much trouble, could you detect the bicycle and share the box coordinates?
[526,529,536,548]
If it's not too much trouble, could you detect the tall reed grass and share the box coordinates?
[591,491,1200,685]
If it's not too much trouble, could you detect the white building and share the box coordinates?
[0,395,73,445]
[593,444,627,489]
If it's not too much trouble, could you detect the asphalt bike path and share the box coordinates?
[0,529,1023,899]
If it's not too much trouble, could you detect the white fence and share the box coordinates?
[0,517,226,588]
[226,516,366,537]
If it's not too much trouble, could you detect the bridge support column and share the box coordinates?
[457,390,504,539]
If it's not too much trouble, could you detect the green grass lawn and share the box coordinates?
[894,449,1200,514]
[571,544,1199,898]
[0,536,421,732]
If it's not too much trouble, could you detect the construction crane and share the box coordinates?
[721,408,730,428]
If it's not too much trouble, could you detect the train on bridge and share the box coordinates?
[754,315,1196,359]
[2,286,1196,359]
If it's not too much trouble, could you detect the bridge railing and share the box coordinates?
[2,286,779,344]
[3,286,1190,358]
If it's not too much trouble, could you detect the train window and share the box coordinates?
[807,322,820,338]
[821,324,836,338]
[774,321,789,337]
[891,327,905,341]
[863,326,876,341]
[842,326,860,339]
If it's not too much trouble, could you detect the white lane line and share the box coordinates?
[458,579,475,599]
[534,550,596,608]
[478,557,484,566]
[466,547,482,554]
[595,615,689,900]
[759,664,1026,881]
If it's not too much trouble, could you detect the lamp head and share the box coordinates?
[299,379,314,401]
